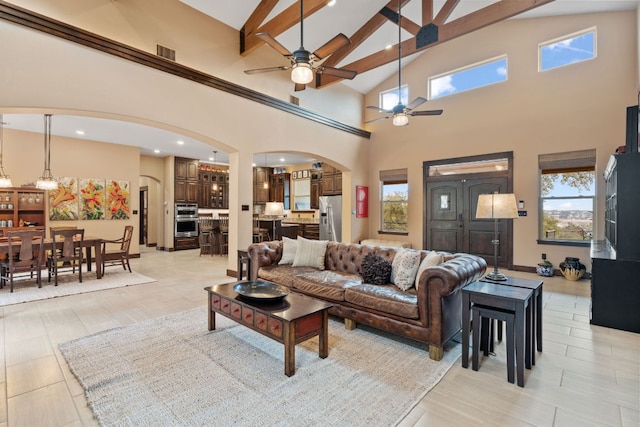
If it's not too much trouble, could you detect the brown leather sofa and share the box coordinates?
[248,241,487,360]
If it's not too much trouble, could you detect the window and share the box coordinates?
[539,28,596,71]
[380,169,408,233]
[428,55,507,100]
[379,85,408,111]
[539,150,596,244]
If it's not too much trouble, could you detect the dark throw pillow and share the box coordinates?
[360,253,392,285]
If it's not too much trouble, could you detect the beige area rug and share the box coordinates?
[60,306,461,426]
[0,268,156,307]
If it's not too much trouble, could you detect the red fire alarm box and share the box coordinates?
[356,186,368,218]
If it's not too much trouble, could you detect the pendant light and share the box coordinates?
[393,0,408,127]
[0,114,12,187]
[211,151,218,191]
[36,114,58,190]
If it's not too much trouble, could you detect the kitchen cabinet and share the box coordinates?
[175,157,199,203]
[297,223,320,240]
[310,171,321,209]
[0,188,46,232]
[253,167,271,205]
[199,170,229,209]
[270,173,290,209]
[320,163,342,196]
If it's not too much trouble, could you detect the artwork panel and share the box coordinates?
[79,178,106,220]
[106,180,130,220]
[49,177,79,221]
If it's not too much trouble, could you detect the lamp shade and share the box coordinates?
[265,202,285,216]
[291,63,313,84]
[475,193,518,219]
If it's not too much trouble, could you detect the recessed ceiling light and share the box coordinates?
[209,156,214,161]
[75,130,85,135]
[280,158,285,162]
[328,0,336,6]
[252,163,256,167]
[177,140,184,145]
[385,44,393,50]
[153,149,160,154]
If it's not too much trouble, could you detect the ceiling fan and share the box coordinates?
[365,0,443,126]
[244,0,358,92]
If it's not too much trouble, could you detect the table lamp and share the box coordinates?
[475,193,518,281]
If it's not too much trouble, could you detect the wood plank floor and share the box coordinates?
[0,247,638,426]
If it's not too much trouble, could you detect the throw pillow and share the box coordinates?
[415,251,444,290]
[292,237,329,270]
[360,253,392,285]
[390,248,421,291]
[278,236,298,265]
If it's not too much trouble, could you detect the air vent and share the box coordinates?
[290,95,299,106]
[157,44,176,61]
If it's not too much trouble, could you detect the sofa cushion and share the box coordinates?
[415,251,444,290]
[293,271,363,302]
[292,237,329,269]
[278,236,297,265]
[390,248,421,290]
[344,284,419,319]
[258,265,318,288]
[360,253,392,285]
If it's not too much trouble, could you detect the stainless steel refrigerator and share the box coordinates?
[319,195,342,242]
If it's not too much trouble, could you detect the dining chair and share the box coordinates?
[0,229,45,292]
[102,225,134,273]
[48,228,84,286]
[218,213,229,255]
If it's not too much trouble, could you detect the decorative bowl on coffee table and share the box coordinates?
[233,281,289,301]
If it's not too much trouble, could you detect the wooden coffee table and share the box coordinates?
[205,282,333,376]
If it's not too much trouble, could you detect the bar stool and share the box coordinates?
[237,250,251,280]
[472,304,517,385]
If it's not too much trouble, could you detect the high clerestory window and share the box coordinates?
[538,150,596,246]
[428,55,507,100]
[380,169,408,234]
[539,28,596,72]
[379,85,408,111]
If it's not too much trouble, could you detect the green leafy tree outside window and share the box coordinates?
[382,190,408,232]
[541,171,594,240]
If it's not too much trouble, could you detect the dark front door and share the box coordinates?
[424,153,514,269]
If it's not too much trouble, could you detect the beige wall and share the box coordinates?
[364,11,638,270]
[4,129,140,253]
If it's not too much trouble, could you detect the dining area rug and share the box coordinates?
[0,267,156,307]
[59,306,460,426]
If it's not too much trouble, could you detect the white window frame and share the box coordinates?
[379,85,408,111]
[428,54,508,100]
[538,27,597,72]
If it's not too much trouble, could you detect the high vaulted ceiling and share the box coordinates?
[181,0,637,94]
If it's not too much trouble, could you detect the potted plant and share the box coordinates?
[536,256,554,277]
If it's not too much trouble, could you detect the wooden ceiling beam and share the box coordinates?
[240,0,280,54]
[433,0,460,26]
[240,0,327,56]
[318,0,555,88]
[422,0,434,25]
[321,0,413,69]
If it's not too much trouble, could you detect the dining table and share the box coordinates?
[0,235,104,279]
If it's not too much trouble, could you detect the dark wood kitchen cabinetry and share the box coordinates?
[175,157,199,203]
[320,163,342,196]
[270,173,290,209]
[310,171,321,209]
[199,170,229,209]
[253,167,271,205]
[590,153,640,333]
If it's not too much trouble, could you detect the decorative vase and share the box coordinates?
[536,263,554,277]
[559,257,586,281]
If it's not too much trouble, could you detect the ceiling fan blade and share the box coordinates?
[409,109,444,116]
[316,65,357,80]
[244,66,289,75]
[405,97,427,111]
[312,33,351,60]
[294,83,306,92]
[366,105,392,114]
[255,32,293,57]
[365,116,391,124]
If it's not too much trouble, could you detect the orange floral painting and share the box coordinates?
[80,178,106,220]
[106,180,130,220]
[49,177,78,220]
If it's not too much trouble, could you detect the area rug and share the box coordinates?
[0,269,156,307]
[59,306,461,426]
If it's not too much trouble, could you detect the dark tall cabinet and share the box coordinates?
[270,173,290,209]
[590,153,640,333]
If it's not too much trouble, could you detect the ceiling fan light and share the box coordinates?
[393,113,409,127]
[291,62,313,84]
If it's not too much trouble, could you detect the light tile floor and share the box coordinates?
[0,247,638,426]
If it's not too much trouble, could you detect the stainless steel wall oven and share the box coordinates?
[175,203,198,237]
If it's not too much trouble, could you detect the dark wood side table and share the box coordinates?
[481,276,543,365]
[205,282,333,377]
[462,281,533,387]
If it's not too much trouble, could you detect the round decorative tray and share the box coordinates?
[233,281,289,301]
